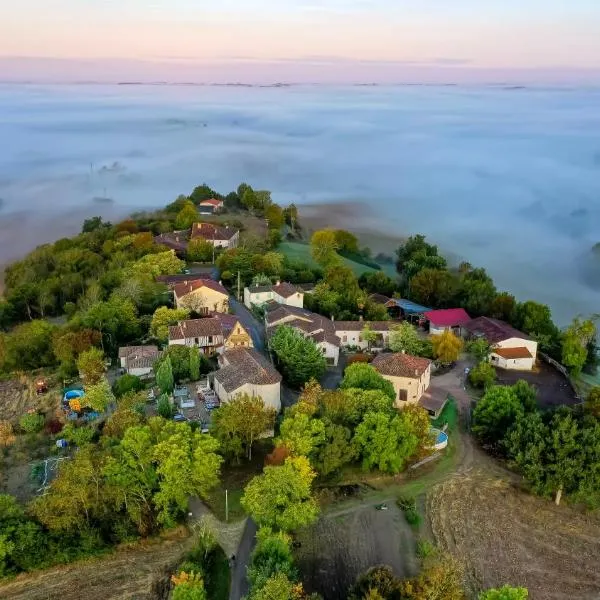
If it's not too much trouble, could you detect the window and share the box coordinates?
[322,347,327,354]
[343,335,347,342]
[208,336,213,345]
[194,337,199,345]
[399,389,408,402]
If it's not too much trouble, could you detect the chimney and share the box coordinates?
[414,369,418,376]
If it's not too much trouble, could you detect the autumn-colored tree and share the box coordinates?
[150,306,190,342]
[310,229,340,268]
[76,347,106,385]
[83,378,115,412]
[431,329,463,363]
[0,420,16,447]
[187,238,214,263]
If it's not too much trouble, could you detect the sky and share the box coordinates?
[1,1,600,82]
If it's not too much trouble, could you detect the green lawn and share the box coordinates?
[279,241,381,276]
[432,397,458,432]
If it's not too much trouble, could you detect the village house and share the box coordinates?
[424,308,471,336]
[118,345,161,377]
[156,273,215,289]
[333,320,396,351]
[463,316,538,371]
[211,312,254,350]
[168,318,225,355]
[153,231,189,256]
[244,281,305,309]
[212,348,282,411]
[191,222,239,249]
[198,198,224,214]
[173,279,229,314]
[265,304,341,366]
[371,352,432,408]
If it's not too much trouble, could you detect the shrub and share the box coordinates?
[416,539,436,559]
[404,508,421,527]
[113,374,143,398]
[396,495,416,511]
[19,412,45,434]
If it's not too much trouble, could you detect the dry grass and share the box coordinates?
[0,529,193,600]
[428,470,600,600]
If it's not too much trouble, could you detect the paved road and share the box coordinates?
[229,298,266,352]
[229,518,257,600]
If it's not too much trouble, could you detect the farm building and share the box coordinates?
[118,345,161,377]
[464,316,537,371]
[371,352,432,408]
[212,348,282,411]
[384,298,431,321]
[173,279,229,314]
[244,281,305,309]
[424,308,471,336]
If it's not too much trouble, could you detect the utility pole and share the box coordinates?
[212,228,215,264]
[225,488,229,522]
[237,271,241,301]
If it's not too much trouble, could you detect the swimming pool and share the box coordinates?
[430,428,448,450]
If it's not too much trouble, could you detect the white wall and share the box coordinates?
[380,364,431,409]
[274,292,304,308]
[213,381,281,412]
[496,337,538,359]
[128,366,153,377]
[317,341,339,366]
[244,288,274,308]
[490,354,535,371]
[335,329,389,351]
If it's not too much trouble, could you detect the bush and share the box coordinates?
[397,495,421,527]
[404,508,421,527]
[469,361,497,389]
[416,539,436,559]
[19,412,45,434]
[113,374,143,398]
[346,353,372,366]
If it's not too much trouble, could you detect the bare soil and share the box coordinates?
[294,502,419,600]
[429,470,600,600]
[0,529,193,600]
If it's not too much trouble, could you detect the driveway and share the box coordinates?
[229,299,266,352]
[320,354,346,390]
[229,519,257,600]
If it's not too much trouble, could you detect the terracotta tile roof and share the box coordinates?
[214,348,282,393]
[169,318,224,341]
[419,390,448,414]
[191,222,238,241]
[173,278,229,299]
[118,346,161,369]
[372,352,431,379]
[265,305,341,348]
[199,198,223,207]
[210,312,242,336]
[272,282,300,298]
[119,345,159,358]
[154,231,189,252]
[492,346,533,360]
[424,308,471,328]
[464,316,530,344]
[333,321,394,332]
[156,274,214,289]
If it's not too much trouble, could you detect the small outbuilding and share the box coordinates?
[424,308,471,336]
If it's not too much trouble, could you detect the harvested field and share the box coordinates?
[295,502,418,600]
[0,529,193,600]
[0,376,61,424]
[429,470,600,600]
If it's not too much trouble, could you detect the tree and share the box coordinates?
[479,585,528,600]
[19,412,45,434]
[157,393,175,419]
[490,292,517,322]
[400,555,465,600]
[396,235,446,280]
[247,527,296,592]
[241,456,319,531]
[175,201,199,229]
[472,386,526,450]
[352,410,422,474]
[270,326,326,388]
[76,346,106,384]
[311,422,355,478]
[264,204,285,230]
[467,338,491,363]
[310,229,340,268]
[585,386,600,418]
[187,239,214,263]
[341,363,396,401]
[459,268,497,316]
[1,319,56,371]
[156,356,174,394]
[112,374,143,398]
[361,324,378,351]
[358,271,397,297]
[468,361,496,389]
[0,421,16,447]
[52,328,101,372]
[333,230,360,254]
[212,394,276,462]
[189,347,201,381]
[61,423,95,446]
[431,330,463,363]
[151,306,190,342]
[561,317,596,375]
[84,378,115,412]
[172,576,207,600]
[277,411,326,457]
[156,346,210,383]
[389,322,424,356]
[514,301,560,354]
[249,572,306,600]
[409,268,457,308]
[128,250,185,280]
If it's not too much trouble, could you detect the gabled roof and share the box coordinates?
[156,274,214,288]
[211,312,243,336]
[333,320,394,332]
[154,231,189,252]
[246,282,302,298]
[424,308,471,328]
[118,346,161,369]
[214,348,282,393]
[372,352,431,379]
[119,345,159,358]
[191,222,238,241]
[173,279,228,299]
[199,198,223,207]
[463,316,530,344]
[492,346,533,360]
[265,305,341,348]
[169,318,224,341]
[265,304,315,326]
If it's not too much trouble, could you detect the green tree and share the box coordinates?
[19,412,45,434]
[358,271,397,297]
[472,386,526,450]
[333,230,360,254]
[249,572,304,600]
[352,410,422,474]
[514,301,560,354]
[156,345,209,383]
[341,363,395,401]
[113,374,143,398]
[241,456,319,531]
[2,319,56,371]
[61,423,95,446]
[431,329,463,363]
[467,338,491,362]
[187,239,214,263]
[84,378,115,412]
[561,317,596,375]
[409,268,457,307]
[270,326,326,388]
[172,578,208,600]
[361,323,379,351]
[479,585,528,600]
[77,346,106,384]
[312,422,356,478]
[585,386,600,418]
[468,361,497,389]
[189,347,201,381]
[247,527,296,592]
[157,393,175,419]
[388,322,424,355]
[396,235,447,280]
[156,356,175,394]
[175,201,199,230]
[490,292,517,322]
[128,250,185,280]
[277,411,326,457]
[459,268,497,316]
[52,328,101,373]
[310,229,340,268]
[212,394,276,462]
[264,204,285,230]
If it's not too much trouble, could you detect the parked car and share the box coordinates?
[173,413,187,422]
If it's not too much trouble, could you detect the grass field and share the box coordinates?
[279,242,382,277]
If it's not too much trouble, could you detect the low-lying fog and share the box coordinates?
[1,83,599,324]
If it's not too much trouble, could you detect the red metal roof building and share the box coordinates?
[424,308,471,334]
